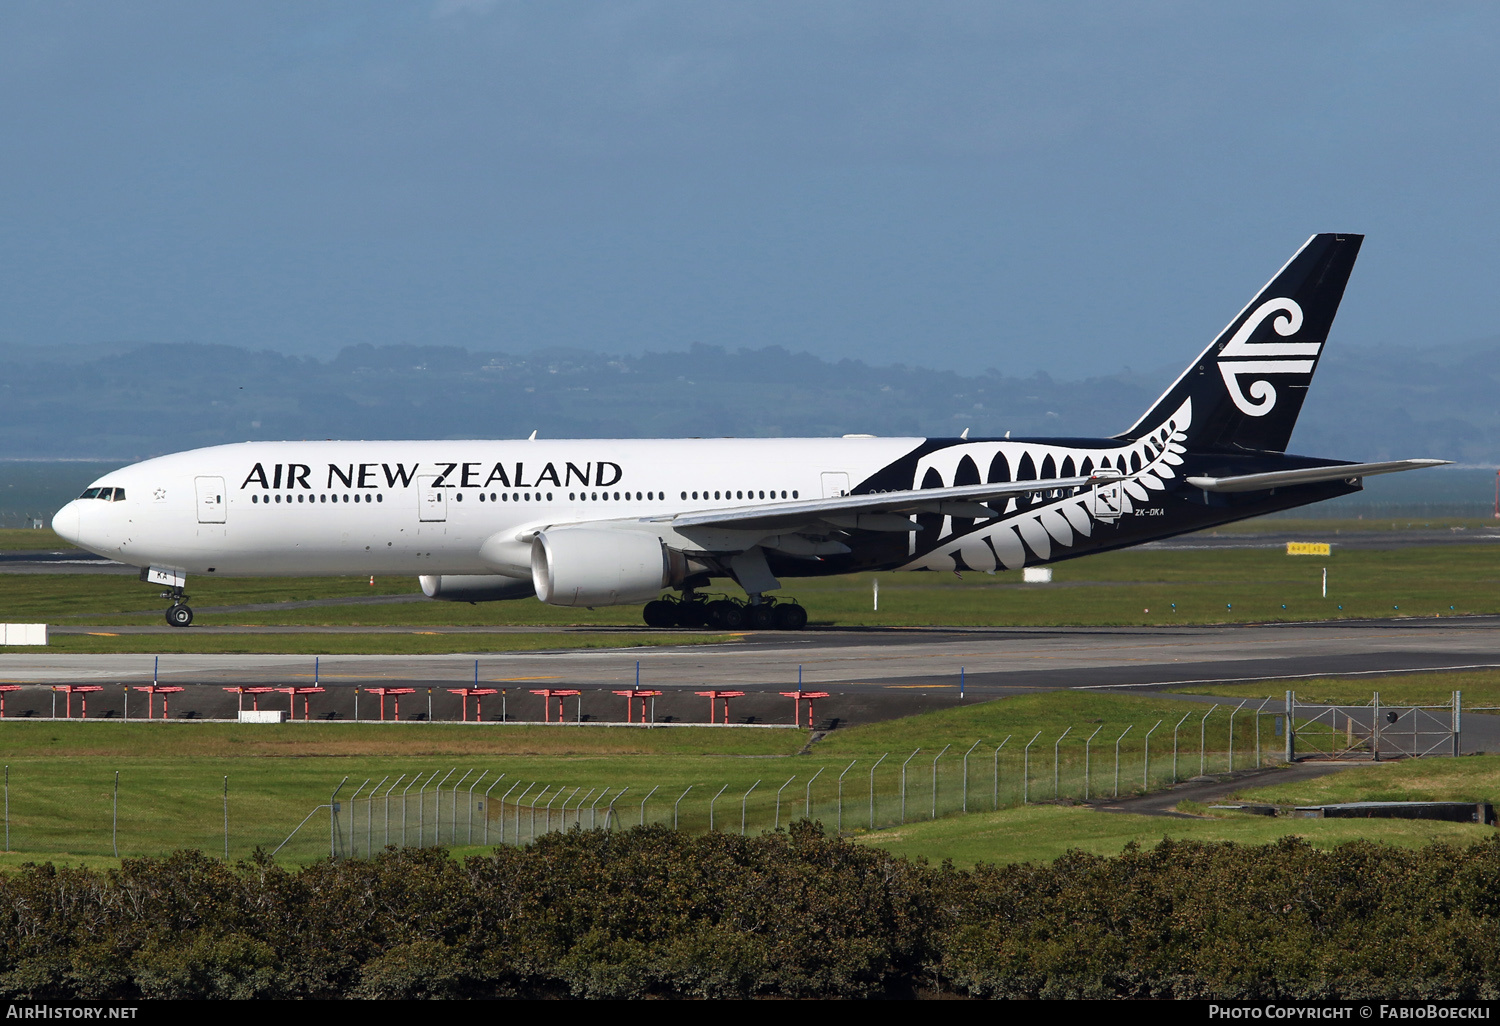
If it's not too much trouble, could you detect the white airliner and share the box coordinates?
[52,234,1446,630]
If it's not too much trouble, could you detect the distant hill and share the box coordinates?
[1,337,1496,464]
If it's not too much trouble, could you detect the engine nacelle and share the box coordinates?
[531,528,670,607]
[419,574,536,603]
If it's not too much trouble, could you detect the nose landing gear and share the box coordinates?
[140,568,194,627]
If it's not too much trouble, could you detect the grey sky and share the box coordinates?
[1,2,1496,375]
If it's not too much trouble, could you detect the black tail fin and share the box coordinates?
[1117,233,1363,453]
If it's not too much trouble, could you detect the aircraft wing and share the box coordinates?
[644,472,1119,533]
[1185,459,1450,494]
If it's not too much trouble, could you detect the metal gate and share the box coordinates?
[1285,690,1461,761]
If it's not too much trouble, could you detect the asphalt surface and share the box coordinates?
[5,617,1500,739]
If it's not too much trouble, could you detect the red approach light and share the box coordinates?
[694,690,746,725]
[529,688,582,723]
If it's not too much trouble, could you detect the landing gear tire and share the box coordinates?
[707,599,747,630]
[748,604,776,630]
[773,603,808,631]
[676,602,709,627]
[166,604,194,628]
[642,600,678,628]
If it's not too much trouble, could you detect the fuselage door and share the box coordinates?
[821,472,851,498]
[418,476,448,522]
[1091,481,1123,523]
[194,477,227,523]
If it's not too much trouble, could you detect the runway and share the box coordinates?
[4,617,1499,727]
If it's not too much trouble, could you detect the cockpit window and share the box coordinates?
[80,488,101,499]
[79,487,123,501]
[111,488,125,501]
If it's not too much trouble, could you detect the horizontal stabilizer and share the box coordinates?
[1185,459,1450,494]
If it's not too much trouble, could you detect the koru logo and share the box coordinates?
[1216,298,1319,417]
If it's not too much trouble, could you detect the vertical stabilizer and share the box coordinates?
[1118,233,1363,453]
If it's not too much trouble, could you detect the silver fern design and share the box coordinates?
[1216,297,1320,417]
[899,398,1192,573]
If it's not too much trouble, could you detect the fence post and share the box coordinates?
[804,765,825,821]
[511,783,536,843]
[837,760,856,834]
[741,780,760,835]
[480,776,503,845]
[223,775,229,860]
[639,785,660,827]
[900,749,920,823]
[930,745,950,820]
[1022,731,1042,804]
[589,789,608,829]
[868,754,887,829]
[404,771,428,846]
[451,770,476,843]
[1113,726,1133,798]
[674,785,693,830]
[367,774,390,856]
[545,788,568,835]
[1172,711,1192,783]
[329,776,349,859]
[466,771,488,844]
[1454,690,1463,757]
[1227,702,1246,772]
[1371,692,1381,762]
[604,788,628,831]
[1052,727,1072,799]
[992,737,1010,810]
[774,776,795,830]
[431,768,456,845]
[1200,706,1218,776]
[1254,697,1272,767]
[384,774,407,847]
[4,765,8,854]
[574,788,597,831]
[345,779,371,856]
[961,740,981,812]
[528,787,548,844]
[495,781,521,844]
[1142,720,1162,792]
[1285,690,1295,763]
[112,770,119,858]
[709,784,729,831]
[1082,725,1103,800]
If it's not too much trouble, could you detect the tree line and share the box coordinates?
[2,825,1498,999]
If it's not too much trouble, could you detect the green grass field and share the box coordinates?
[1169,670,1500,709]
[3,540,1499,642]
[2,679,1497,870]
[851,803,1496,868]
[1224,753,1500,808]
[0,690,1311,868]
[29,631,733,655]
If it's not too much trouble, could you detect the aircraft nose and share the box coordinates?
[52,501,82,546]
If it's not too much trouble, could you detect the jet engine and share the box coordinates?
[419,574,536,602]
[531,528,672,607]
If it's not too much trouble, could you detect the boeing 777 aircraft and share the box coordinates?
[53,234,1446,630]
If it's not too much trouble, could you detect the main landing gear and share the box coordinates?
[642,593,808,631]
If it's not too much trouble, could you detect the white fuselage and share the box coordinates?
[52,437,920,578]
